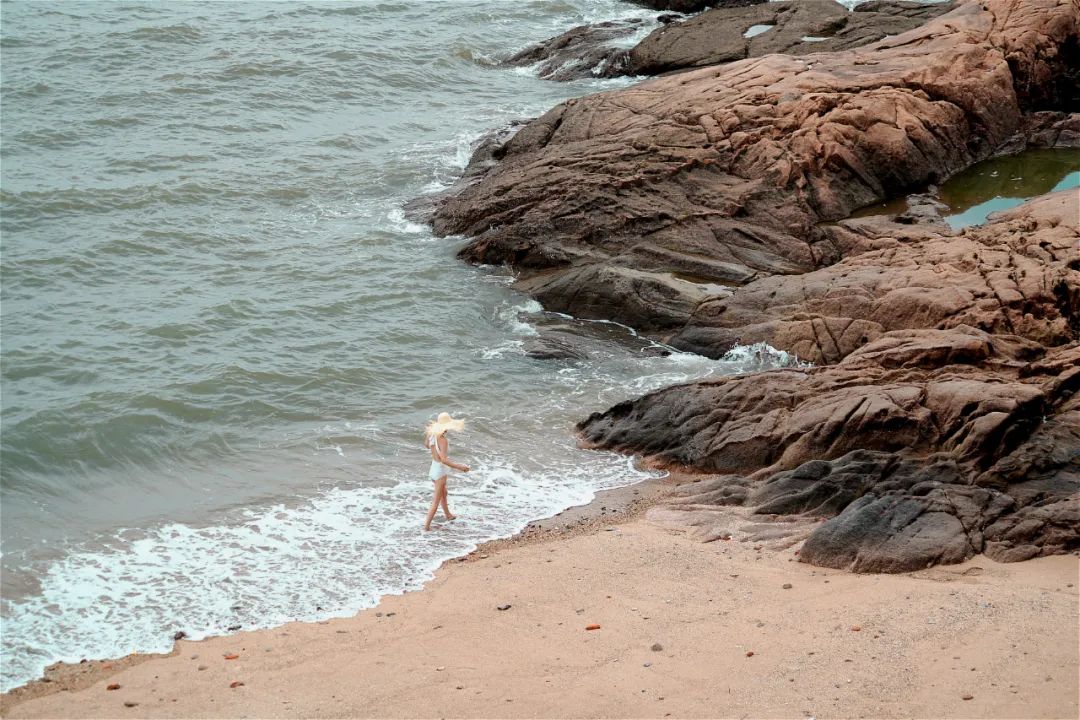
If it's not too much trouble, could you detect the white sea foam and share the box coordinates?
[495,299,542,337]
[1,445,657,690]
[721,342,811,370]
[385,206,427,235]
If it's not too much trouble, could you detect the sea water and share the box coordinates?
[0,0,808,690]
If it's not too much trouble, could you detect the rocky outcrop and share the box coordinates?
[520,315,673,360]
[435,0,1079,335]
[427,0,1080,572]
[625,1,955,76]
[572,204,1080,573]
[503,1,953,83]
[627,0,764,13]
[579,329,1080,572]
[672,191,1080,363]
[501,19,645,81]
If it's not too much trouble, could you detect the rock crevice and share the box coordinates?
[427,0,1080,572]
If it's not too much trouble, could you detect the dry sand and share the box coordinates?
[4,479,1078,719]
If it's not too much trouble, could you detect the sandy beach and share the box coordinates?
[4,479,1077,720]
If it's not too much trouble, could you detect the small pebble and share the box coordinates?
[783,583,793,589]
[746,651,754,657]
[436,666,445,672]
[644,662,652,667]
[124,701,139,708]
[107,684,121,691]
[962,694,973,701]
[497,604,511,611]
[851,625,861,632]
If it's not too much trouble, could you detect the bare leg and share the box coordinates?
[424,476,446,531]
[440,481,455,520]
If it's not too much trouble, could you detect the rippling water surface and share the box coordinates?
[0,0,796,689]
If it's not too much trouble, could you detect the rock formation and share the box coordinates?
[673,190,1079,363]
[437,0,1078,333]
[429,0,1080,572]
[627,0,765,13]
[502,0,955,82]
[624,0,956,76]
[501,19,645,81]
[579,278,1080,571]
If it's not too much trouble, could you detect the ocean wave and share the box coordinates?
[108,24,203,45]
[0,0,741,693]
[0,436,655,691]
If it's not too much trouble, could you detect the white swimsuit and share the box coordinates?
[426,433,450,481]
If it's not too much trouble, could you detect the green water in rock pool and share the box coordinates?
[853,149,1080,229]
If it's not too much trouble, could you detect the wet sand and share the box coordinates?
[4,477,1078,719]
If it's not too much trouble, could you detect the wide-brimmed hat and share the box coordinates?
[426,412,465,437]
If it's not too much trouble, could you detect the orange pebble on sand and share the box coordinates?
[585,624,601,631]
[106,684,120,691]
[224,654,239,660]
[851,625,862,632]
[746,651,754,657]
[230,681,244,689]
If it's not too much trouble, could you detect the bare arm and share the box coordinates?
[436,436,469,473]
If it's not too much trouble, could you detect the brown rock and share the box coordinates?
[579,307,1079,572]
[106,684,120,691]
[626,1,955,76]
[673,193,1078,362]
[426,0,1080,574]
[433,1,1078,336]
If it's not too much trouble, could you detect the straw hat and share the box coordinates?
[426,412,465,437]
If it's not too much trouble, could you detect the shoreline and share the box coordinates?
[4,474,1076,718]
[0,471,688,715]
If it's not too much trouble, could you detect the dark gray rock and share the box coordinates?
[502,20,641,81]
[627,0,764,13]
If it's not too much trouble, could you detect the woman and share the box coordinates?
[423,412,470,531]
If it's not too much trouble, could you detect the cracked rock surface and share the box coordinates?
[434,1,1078,335]
[624,0,956,77]
[427,0,1080,572]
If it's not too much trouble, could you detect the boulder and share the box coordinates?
[501,20,643,81]
[626,0,765,13]
[625,1,955,76]
[424,0,1080,572]
[433,1,1080,334]
[578,336,1079,571]
[672,191,1080,363]
[579,330,1053,476]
